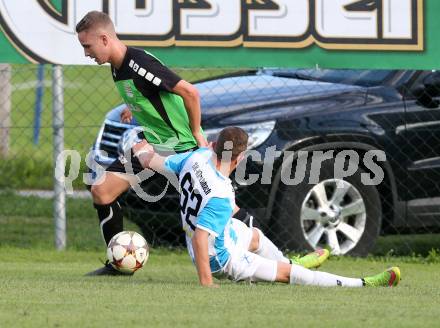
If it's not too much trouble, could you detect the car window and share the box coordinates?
[264,69,394,87]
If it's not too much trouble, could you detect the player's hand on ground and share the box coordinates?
[193,131,208,148]
[120,107,132,123]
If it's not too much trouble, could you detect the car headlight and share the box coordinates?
[204,121,275,150]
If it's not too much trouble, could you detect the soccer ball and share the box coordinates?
[106,231,149,274]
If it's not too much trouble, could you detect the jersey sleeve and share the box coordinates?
[196,197,233,237]
[132,50,182,92]
[164,152,193,175]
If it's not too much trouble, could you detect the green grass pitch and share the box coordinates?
[1,248,440,327]
[1,193,440,327]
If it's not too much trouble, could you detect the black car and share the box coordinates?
[89,68,440,255]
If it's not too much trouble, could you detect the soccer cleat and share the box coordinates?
[291,249,330,269]
[85,261,134,276]
[363,267,401,287]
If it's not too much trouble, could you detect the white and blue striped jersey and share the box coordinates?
[164,148,237,272]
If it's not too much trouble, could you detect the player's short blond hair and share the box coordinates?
[76,11,114,34]
[214,127,248,161]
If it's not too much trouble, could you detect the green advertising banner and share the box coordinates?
[0,0,438,69]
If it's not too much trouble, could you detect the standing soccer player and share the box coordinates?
[133,127,401,287]
[76,11,207,275]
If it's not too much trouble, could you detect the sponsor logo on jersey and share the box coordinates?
[192,162,212,195]
[123,82,134,98]
[127,104,141,112]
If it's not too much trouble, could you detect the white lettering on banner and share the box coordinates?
[111,0,173,37]
[317,0,380,38]
[316,0,378,38]
[383,0,412,39]
[316,0,412,39]
[179,0,241,36]
[0,0,424,64]
[248,0,309,38]
[0,0,102,64]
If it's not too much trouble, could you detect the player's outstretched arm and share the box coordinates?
[132,140,166,172]
[192,228,215,287]
[172,80,208,147]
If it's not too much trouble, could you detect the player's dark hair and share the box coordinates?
[76,11,113,33]
[214,127,248,161]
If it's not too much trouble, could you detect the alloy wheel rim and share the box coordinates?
[300,179,366,255]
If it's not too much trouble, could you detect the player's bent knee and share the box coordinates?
[249,228,261,252]
[91,184,114,205]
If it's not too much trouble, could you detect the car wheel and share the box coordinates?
[273,158,382,256]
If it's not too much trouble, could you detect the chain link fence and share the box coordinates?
[1,64,440,256]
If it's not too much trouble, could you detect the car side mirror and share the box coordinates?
[411,72,440,108]
[423,71,440,97]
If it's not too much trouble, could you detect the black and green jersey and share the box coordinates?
[111,47,200,152]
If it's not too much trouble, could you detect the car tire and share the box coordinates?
[272,157,382,256]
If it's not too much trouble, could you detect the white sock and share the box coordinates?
[289,263,363,287]
[254,229,290,264]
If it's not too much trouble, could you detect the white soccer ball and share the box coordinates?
[106,231,149,274]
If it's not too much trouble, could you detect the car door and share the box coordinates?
[402,71,440,226]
